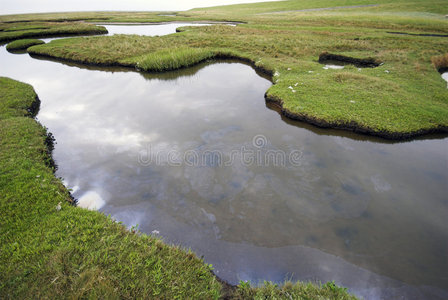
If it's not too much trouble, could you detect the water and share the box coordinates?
[40,23,225,43]
[442,72,448,88]
[103,23,220,36]
[1,29,447,300]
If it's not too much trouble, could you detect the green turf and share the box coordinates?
[0,22,107,43]
[6,38,44,51]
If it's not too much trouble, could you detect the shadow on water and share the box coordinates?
[27,52,448,144]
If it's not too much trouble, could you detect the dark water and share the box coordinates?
[1,27,448,300]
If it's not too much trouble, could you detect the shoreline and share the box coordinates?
[0,75,357,299]
[27,49,448,141]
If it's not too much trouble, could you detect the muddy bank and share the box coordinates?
[319,52,381,68]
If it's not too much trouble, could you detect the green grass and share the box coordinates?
[22,0,448,139]
[6,38,44,51]
[0,76,357,299]
[233,280,357,300]
[0,22,107,43]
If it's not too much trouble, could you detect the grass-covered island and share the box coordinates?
[0,76,356,298]
[6,39,45,51]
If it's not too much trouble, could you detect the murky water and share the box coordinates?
[1,27,447,300]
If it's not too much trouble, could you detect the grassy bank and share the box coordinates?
[0,76,357,299]
[19,0,448,139]
[6,38,44,51]
[0,22,107,43]
[0,77,222,298]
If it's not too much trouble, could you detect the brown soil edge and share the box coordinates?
[438,66,448,73]
[27,49,448,141]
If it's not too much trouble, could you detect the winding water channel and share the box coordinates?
[1,25,448,300]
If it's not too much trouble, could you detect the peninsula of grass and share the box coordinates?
[0,76,357,298]
[0,22,107,43]
[21,0,448,139]
[6,38,44,51]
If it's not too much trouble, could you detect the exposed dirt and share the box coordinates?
[319,51,381,68]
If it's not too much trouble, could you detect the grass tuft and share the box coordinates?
[432,53,448,72]
[6,38,44,51]
[131,47,215,72]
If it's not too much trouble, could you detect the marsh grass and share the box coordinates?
[233,280,357,300]
[6,38,44,51]
[0,22,107,43]
[432,53,448,72]
[25,2,448,137]
[131,47,215,72]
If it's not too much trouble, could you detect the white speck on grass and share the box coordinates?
[287,67,291,70]
[288,86,293,90]
[323,64,344,70]
[308,71,313,73]
[350,100,356,103]
[441,72,448,88]
[294,82,298,86]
